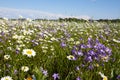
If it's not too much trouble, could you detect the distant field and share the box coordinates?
[0,19,120,80]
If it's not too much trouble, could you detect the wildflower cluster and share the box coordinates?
[0,18,120,80]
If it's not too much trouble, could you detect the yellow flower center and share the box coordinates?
[101,56,109,61]
[26,50,32,55]
[95,64,99,67]
[5,78,9,80]
[103,76,108,80]
[69,55,74,59]
[27,77,32,80]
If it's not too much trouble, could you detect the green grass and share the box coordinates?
[0,19,120,80]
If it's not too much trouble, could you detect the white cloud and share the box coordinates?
[0,7,91,20]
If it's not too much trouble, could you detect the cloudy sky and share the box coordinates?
[0,0,120,19]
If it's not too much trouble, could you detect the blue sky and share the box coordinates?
[0,0,120,19]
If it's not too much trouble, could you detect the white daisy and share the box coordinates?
[113,39,120,43]
[4,55,10,60]
[21,66,29,72]
[22,49,36,57]
[67,55,76,60]
[99,72,108,80]
[1,76,13,80]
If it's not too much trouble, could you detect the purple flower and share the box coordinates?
[76,66,80,71]
[76,77,81,80]
[60,42,66,47]
[61,24,65,27]
[0,38,2,42]
[42,70,48,76]
[80,38,83,40]
[40,67,48,76]
[77,51,83,56]
[14,69,18,74]
[86,56,92,62]
[94,43,105,50]
[81,44,87,49]
[1,31,5,36]
[87,37,94,48]
[88,37,92,42]
[105,47,112,55]
[72,49,77,54]
[94,55,99,61]
[6,64,11,68]
[52,73,60,80]
[88,50,95,56]
[95,38,99,43]
[88,64,94,70]
[16,49,19,54]
[71,38,112,65]
[117,75,120,80]
[87,44,93,48]
[81,64,85,67]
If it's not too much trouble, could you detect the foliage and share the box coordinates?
[0,19,120,80]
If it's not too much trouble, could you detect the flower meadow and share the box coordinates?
[0,18,120,80]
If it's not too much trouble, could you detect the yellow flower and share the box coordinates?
[101,56,109,62]
[103,76,108,80]
[94,63,99,67]
[99,72,108,80]
[26,77,32,80]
